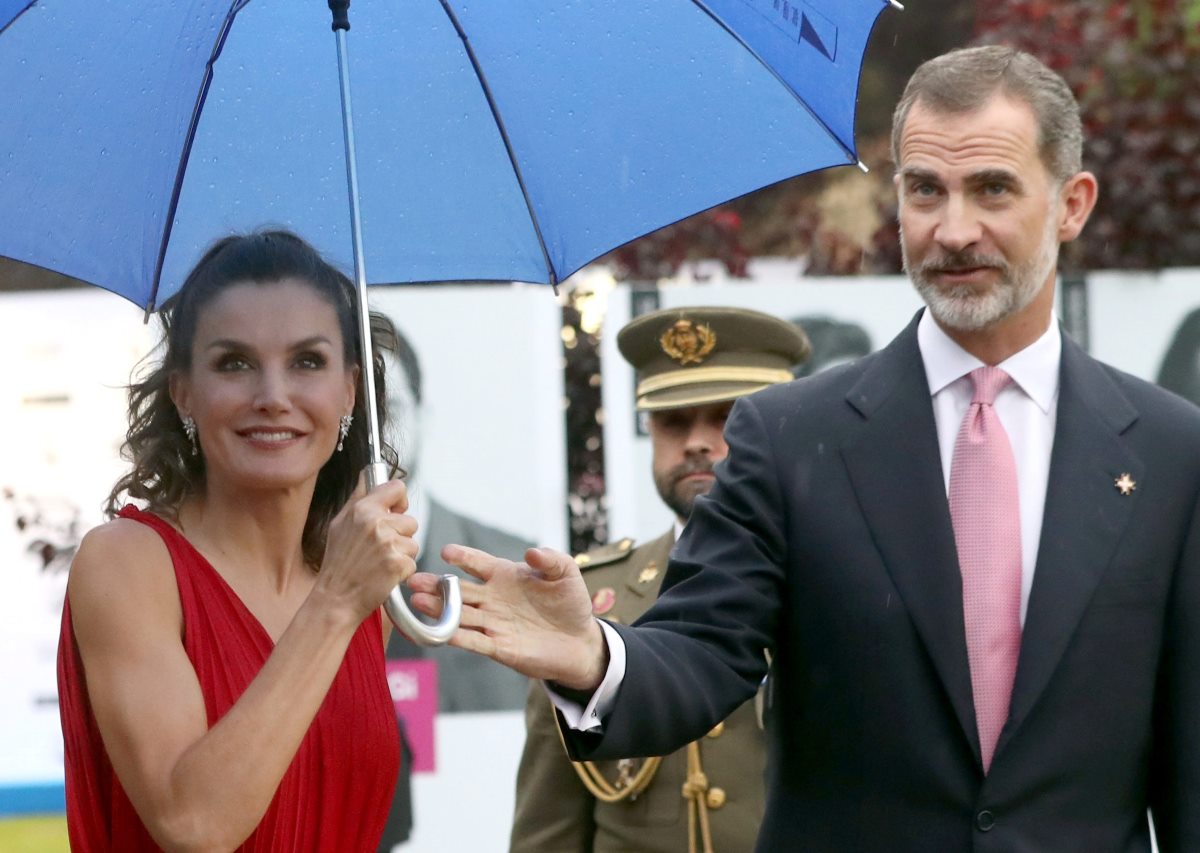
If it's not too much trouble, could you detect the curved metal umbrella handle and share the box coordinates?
[338,14,462,648]
[384,574,462,647]
[366,462,462,646]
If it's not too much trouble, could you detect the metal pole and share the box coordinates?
[333,27,388,478]
[330,5,461,646]
[1060,271,1090,353]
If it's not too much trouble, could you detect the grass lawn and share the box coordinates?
[0,815,69,852]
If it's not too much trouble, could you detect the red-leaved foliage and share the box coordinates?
[974,0,1200,269]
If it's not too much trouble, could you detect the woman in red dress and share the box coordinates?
[57,231,407,851]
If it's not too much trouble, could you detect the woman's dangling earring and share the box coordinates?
[337,414,353,452]
[182,416,198,457]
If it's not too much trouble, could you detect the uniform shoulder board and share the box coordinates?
[574,536,636,570]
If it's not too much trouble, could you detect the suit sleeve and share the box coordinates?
[1150,488,1200,849]
[510,682,595,853]
[565,396,785,761]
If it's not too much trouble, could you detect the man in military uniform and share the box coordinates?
[510,306,810,853]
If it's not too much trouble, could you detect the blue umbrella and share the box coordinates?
[1,0,897,302]
[0,0,898,640]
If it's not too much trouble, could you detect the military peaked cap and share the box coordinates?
[617,306,810,411]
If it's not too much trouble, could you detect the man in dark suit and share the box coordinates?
[416,46,1200,851]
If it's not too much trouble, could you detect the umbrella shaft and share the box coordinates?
[334,27,384,469]
[332,19,462,648]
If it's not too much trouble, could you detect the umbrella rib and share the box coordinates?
[434,0,558,288]
[0,1,37,38]
[144,1,247,316]
[685,0,863,167]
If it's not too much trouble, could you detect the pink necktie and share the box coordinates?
[948,366,1022,774]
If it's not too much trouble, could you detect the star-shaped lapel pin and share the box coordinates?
[1114,473,1136,496]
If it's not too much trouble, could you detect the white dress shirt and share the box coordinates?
[918,310,1060,624]
[557,310,1063,729]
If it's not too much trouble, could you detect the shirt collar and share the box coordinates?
[917,308,1061,414]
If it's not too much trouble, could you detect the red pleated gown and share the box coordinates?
[57,506,400,851]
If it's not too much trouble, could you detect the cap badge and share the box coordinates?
[660,319,716,365]
[591,587,616,615]
[1114,473,1136,496]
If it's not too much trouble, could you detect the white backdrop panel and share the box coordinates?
[0,284,565,850]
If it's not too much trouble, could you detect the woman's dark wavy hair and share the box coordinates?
[105,229,402,566]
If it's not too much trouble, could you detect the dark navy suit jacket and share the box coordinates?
[567,313,1200,852]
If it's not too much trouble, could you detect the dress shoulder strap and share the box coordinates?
[114,504,208,615]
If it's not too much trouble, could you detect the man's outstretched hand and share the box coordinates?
[407,545,609,692]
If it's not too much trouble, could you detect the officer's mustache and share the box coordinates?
[668,460,715,486]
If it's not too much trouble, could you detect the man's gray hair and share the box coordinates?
[891,45,1083,183]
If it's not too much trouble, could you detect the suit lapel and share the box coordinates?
[840,315,980,758]
[999,334,1142,749]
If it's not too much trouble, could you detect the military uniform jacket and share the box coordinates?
[510,531,766,853]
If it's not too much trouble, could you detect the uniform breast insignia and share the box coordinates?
[614,758,641,791]
[638,562,660,584]
[660,319,716,365]
[591,588,616,615]
[576,537,635,570]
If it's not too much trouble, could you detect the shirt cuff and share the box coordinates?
[544,619,627,731]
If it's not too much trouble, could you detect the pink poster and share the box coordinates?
[386,660,438,773]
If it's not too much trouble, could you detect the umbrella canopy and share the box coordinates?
[0,0,894,310]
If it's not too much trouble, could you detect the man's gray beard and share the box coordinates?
[902,216,1060,332]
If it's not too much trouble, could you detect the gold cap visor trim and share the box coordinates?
[637,365,795,397]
